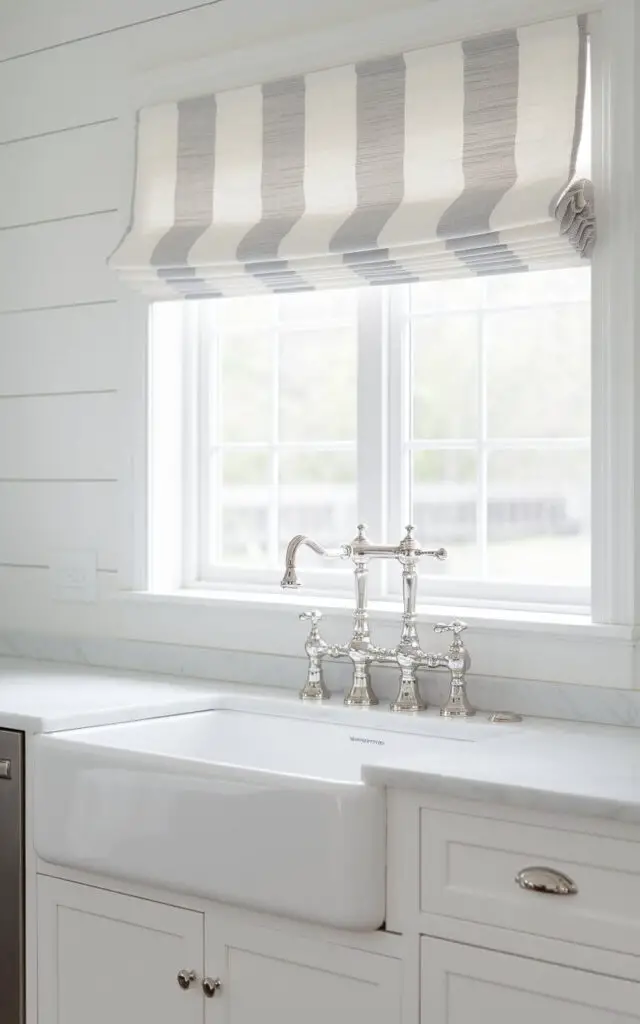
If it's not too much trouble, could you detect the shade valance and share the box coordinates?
[109,14,594,299]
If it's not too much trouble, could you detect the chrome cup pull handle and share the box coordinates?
[516,866,578,896]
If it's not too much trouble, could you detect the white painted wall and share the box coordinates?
[0,0,638,716]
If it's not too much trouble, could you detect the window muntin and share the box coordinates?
[401,269,590,594]
[177,266,590,608]
[198,290,358,586]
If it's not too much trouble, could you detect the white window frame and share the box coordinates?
[170,280,591,613]
[124,0,640,694]
[196,296,361,595]
[386,284,591,612]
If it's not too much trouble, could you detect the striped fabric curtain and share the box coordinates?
[109,14,594,299]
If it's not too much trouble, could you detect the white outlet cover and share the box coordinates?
[49,549,98,603]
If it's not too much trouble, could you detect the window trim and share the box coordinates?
[173,276,591,613]
[588,2,637,627]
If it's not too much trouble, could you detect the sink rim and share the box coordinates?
[33,694,494,791]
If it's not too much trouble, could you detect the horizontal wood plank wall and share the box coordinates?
[0,216,121,312]
[0,483,120,571]
[0,0,222,60]
[0,304,125,394]
[0,393,120,479]
[0,0,420,626]
[0,0,427,140]
[0,121,122,228]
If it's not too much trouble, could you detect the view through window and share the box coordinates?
[405,270,590,590]
[187,266,590,602]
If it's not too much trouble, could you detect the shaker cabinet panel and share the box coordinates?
[419,808,640,956]
[37,876,204,1024]
[421,938,640,1024]
[205,914,403,1024]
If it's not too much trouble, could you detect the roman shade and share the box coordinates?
[109,14,594,299]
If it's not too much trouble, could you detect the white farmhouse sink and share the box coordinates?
[33,705,476,930]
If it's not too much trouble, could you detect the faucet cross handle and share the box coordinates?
[298,610,330,702]
[434,619,467,643]
[434,620,475,719]
[300,609,322,632]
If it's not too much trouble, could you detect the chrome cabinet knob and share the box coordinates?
[516,867,578,895]
[177,969,197,990]
[202,977,222,998]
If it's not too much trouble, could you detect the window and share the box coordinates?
[151,264,591,610]
[398,270,591,607]
[141,9,597,618]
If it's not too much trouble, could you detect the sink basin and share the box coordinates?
[33,705,475,930]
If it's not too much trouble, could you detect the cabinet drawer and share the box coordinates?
[421,937,640,1022]
[420,809,640,956]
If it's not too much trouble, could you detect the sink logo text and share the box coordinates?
[349,735,385,746]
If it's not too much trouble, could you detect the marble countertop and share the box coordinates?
[363,721,640,824]
[0,658,224,732]
[4,657,640,824]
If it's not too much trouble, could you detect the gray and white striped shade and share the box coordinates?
[109,14,594,299]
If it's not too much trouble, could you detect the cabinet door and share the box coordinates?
[422,938,640,1023]
[206,914,402,1024]
[38,876,204,1024]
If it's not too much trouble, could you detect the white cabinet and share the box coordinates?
[37,877,204,1024]
[205,915,402,1024]
[421,938,640,1023]
[418,807,640,957]
[37,876,403,1024]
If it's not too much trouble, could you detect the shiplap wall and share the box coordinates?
[0,0,429,639]
[4,0,630,709]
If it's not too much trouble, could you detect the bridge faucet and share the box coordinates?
[281,535,351,588]
[282,524,474,715]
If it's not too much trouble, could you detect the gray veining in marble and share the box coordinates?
[2,628,640,729]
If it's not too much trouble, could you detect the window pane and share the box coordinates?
[214,293,276,330]
[486,302,590,439]
[410,277,485,312]
[279,451,356,563]
[412,450,479,576]
[220,333,273,443]
[222,450,271,485]
[483,267,590,308]
[279,328,357,442]
[278,289,358,323]
[412,314,478,439]
[406,266,590,597]
[219,451,272,566]
[487,449,590,586]
[220,506,270,567]
[279,450,355,485]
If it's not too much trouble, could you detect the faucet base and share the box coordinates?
[344,676,379,707]
[390,676,426,713]
[440,705,476,718]
[440,689,476,717]
[299,685,331,701]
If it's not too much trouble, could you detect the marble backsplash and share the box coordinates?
[1,628,640,729]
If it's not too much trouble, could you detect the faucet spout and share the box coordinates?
[280,535,351,589]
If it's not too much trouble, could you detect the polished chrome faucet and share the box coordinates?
[281,535,351,588]
[281,523,474,716]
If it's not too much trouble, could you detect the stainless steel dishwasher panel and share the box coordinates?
[0,729,24,1024]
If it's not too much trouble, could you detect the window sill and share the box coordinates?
[107,586,639,691]
[116,587,636,643]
